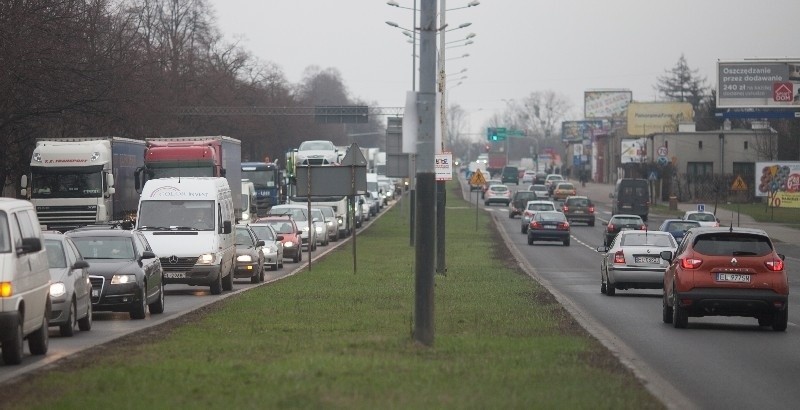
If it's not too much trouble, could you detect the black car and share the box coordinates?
[508,190,538,219]
[527,211,571,246]
[66,228,165,320]
[603,214,646,246]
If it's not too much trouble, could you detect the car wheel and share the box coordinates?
[662,291,673,323]
[606,279,616,296]
[758,315,773,327]
[59,300,77,337]
[78,302,92,332]
[563,238,570,246]
[2,317,24,365]
[250,270,259,284]
[130,288,147,320]
[589,220,595,227]
[527,235,534,245]
[28,313,49,355]
[600,271,607,294]
[521,226,528,234]
[508,212,514,219]
[772,305,788,332]
[149,281,165,314]
[210,271,223,295]
[672,287,688,328]
[484,201,489,206]
[222,269,234,291]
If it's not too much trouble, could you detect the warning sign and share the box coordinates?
[730,175,748,191]
[469,170,486,186]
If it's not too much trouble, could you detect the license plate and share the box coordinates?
[716,273,750,283]
[544,225,557,229]
[634,256,660,264]
[92,289,99,297]
[574,210,584,214]
[164,272,186,279]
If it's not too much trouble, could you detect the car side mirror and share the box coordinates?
[596,245,608,253]
[222,221,232,234]
[660,250,673,262]
[276,235,284,241]
[256,240,265,247]
[18,237,42,254]
[72,260,90,270]
[141,250,157,260]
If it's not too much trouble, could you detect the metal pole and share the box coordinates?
[414,0,437,347]
[435,0,446,275]
[408,0,417,247]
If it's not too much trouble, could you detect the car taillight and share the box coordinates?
[562,205,569,212]
[607,223,615,232]
[531,221,540,229]
[680,258,703,269]
[640,224,647,230]
[588,206,595,214]
[558,221,570,230]
[614,251,625,264]
[765,259,784,271]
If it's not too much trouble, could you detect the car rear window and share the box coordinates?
[537,212,566,222]
[692,233,773,256]
[491,186,508,192]
[665,221,699,231]
[528,203,555,211]
[567,198,589,206]
[557,183,575,190]
[688,213,716,222]
[621,233,674,247]
[612,217,642,225]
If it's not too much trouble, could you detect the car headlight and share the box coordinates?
[315,226,323,233]
[337,217,343,224]
[326,221,334,226]
[237,254,253,262]
[242,212,249,220]
[283,242,294,248]
[111,274,137,284]
[197,253,216,264]
[50,282,67,298]
[302,226,309,232]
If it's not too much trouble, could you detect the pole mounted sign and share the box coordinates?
[717,60,800,109]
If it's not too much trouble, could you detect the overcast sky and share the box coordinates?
[210,0,797,139]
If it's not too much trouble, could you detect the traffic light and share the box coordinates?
[486,127,505,141]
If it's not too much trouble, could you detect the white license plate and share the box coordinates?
[92,289,99,297]
[573,210,584,214]
[716,273,751,283]
[634,256,660,264]
[164,272,186,279]
[544,225,557,229]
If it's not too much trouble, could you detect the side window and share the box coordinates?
[16,210,36,239]
[10,213,23,248]
[66,239,82,262]
[132,233,146,255]
[676,232,691,255]
[137,233,153,252]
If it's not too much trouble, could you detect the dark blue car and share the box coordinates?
[658,219,701,243]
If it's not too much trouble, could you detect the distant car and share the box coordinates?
[508,190,538,219]
[43,231,93,337]
[248,223,284,271]
[482,179,502,199]
[561,196,595,226]
[657,219,701,243]
[269,204,316,251]
[595,230,677,296]
[234,225,266,284]
[527,211,570,246]
[521,200,557,233]
[296,139,338,165]
[603,214,646,246]
[552,182,577,201]
[66,228,165,320]
[309,208,329,247]
[661,227,788,330]
[521,169,537,184]
[534,172,548,185]
[501,166,520,185]
[259,216,302,263]
[528,184,549,199]
[544,174,565,196]
[316,206,341,242]
[484,184,511,206]
[682,210,719,227]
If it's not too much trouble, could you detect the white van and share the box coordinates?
[0,198,51,365]
[240,180,257,224]
[136,177,235,295]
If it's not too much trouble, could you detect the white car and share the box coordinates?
[309,208,329,246]
[596,230,678,296]
[520,200,557,234]
[682,210,719,227]
[521,170,537,184]
[296,140,339,165]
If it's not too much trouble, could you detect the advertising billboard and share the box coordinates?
[584,90,632,119]
[561,120,607,143]
[620,138,647,163]
[626,102,694,135]
[755,162,800,208]
[717,60,800,109]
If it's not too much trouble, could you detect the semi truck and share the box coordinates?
[134,136,242,216]
[241,161,283,216]
[20,137,145,232]
[487,152,507,177]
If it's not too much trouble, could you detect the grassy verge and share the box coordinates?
[717,202,800,225]
[6,181,662,409]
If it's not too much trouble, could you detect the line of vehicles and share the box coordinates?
[2,136,401,365]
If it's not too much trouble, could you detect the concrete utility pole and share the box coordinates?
[436,0,447,274]
[414,0,437,346]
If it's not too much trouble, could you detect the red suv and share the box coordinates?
[660,227,788,330]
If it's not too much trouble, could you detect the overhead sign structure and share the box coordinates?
[435,152,453,181]
[487,127,507,141]
[717,60,800,109]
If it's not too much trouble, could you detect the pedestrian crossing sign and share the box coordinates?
[470,170,486,186]
[730,175,748,191]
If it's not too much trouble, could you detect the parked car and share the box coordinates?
[234,225,266,283]
[0,199,51,365]
[682,210,719,227]
[657,219,701,243]
[66,228,165,320]
[660,227,788,330]
[544,174,565,196]
[528,184,549,199]
[595,230,677,296]
[508,190,538,219]
[552,182,577,201]
[521,169,537,184]
[603,214,646,246]
[248,223,284,271]
[562,196,595,226]
[521,200,557,233]
[259,216,302,263]
[484,184,512,206]
[268,205,316,251]
[527,211,570,246]
[43,231,93,337]
[309,208,330,247]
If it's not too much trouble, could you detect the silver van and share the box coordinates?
[0,198,51,364]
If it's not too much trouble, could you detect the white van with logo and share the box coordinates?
[0,198,51,365]
[136,178,235,295]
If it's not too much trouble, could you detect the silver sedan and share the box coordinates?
[248,223,284,271]
[595,230,677,296]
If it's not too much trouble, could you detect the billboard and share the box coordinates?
[620,138,648,163]
[584,90,632,119]
[717,60,800,109]
[626,102,694,135]
[561,120,607,143]
[755,162,800,208]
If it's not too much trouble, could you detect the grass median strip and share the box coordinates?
[6,181,662,409]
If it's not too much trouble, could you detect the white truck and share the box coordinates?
[20,137,145,232]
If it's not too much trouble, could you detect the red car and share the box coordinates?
[258,216,303,263]
[661,227,788,330]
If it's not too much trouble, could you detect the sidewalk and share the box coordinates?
[572,178,797,244]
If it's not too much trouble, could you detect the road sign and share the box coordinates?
[469,169,486,186]
[657,146,668,157]
[657,156,668,166]
[730,175,748,191]
[435,152,453,181]
[697,204,705,212]
[648,171,658,181]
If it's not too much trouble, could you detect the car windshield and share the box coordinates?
[620,233,674,247]
[44,239,67,268]
[298,140,335,151]
[137,200,215,230]
[665,221,699,231]
[692,233,773,256]
[531,185,546,191]
[491,186,508,193]
[250,226,276,241]
[71,236,135,260]
[270,207,307,221]
[266,221,294,234]
[687,213,716,222]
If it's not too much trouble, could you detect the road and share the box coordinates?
[472,180,800,409]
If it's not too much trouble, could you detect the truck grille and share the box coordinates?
[89,275,105,303]
[36,205,98,231]
[160,256,198,272]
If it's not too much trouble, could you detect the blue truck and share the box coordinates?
[241,161,283,216]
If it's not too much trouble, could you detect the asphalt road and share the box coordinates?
[475,181,800,409]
